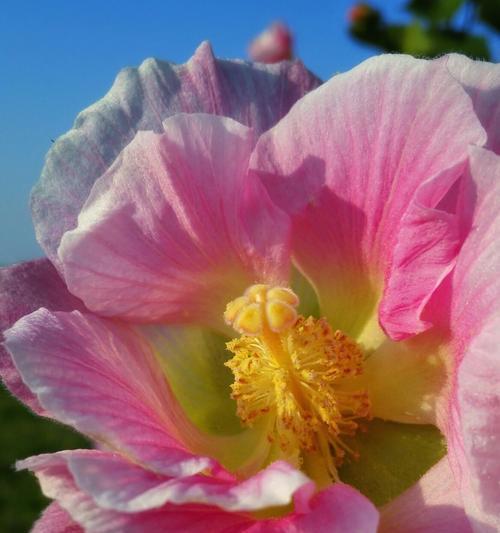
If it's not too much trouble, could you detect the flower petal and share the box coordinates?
[378,164,465,340]
[4,308,212,477]
[142,324,240,435]
[379,458,474,533]
[447,54,500,154]
[447,146,500,529]
[356,330,448,425]
[250,54,486,338]
[339,419,445,507]
[252,484,379,533]
[0,259,84,414]
[21,450,378,533]
[454,317,500,531]
[32,502,83,533]
[19,453,253,533]
[20,451,310,513]
[450,146,500,350]
[141,323,272,475]
[32,42,320,267]
[59,113,290,327]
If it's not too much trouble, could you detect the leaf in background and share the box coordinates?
[0,388,89,531]
[428,28,490,58]
[402,22,433,54]
[407,0,466,22]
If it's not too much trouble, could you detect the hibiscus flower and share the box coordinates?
[1,43,499,532]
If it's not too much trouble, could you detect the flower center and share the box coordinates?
[224,284,371,480]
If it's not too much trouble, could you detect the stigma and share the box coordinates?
[224,284,371,480]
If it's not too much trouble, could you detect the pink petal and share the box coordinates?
[0,259,84,414]
[378,164,465,340]
[20,453,253,533]
[4,308,212,476]
[21,449,378,532]
[20,451,310,513]
[449,146,500,350]
[379,458,473,532]
[139,323,273,475]
[447,54,500,154]
[32,42,320,268]
[59,113,290,326]
[32,502,83,533]
[250,55,485,337]
[251,484,379,533]
[454,317,500,531]
[446,147,500,529]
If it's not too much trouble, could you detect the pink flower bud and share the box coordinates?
[248,22,293,63]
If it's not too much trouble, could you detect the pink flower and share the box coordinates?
[1,44,499,532]
[248,22,293,63]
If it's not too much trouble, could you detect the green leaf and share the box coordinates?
[407,0,465,22]
[402,22,434,55]
[428,29,490,59]
[399,22,490,59]
[339,419,446,506]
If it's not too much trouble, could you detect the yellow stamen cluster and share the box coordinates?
[224,284,371,480]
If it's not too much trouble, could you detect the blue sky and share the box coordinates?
[1,0,499,264]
